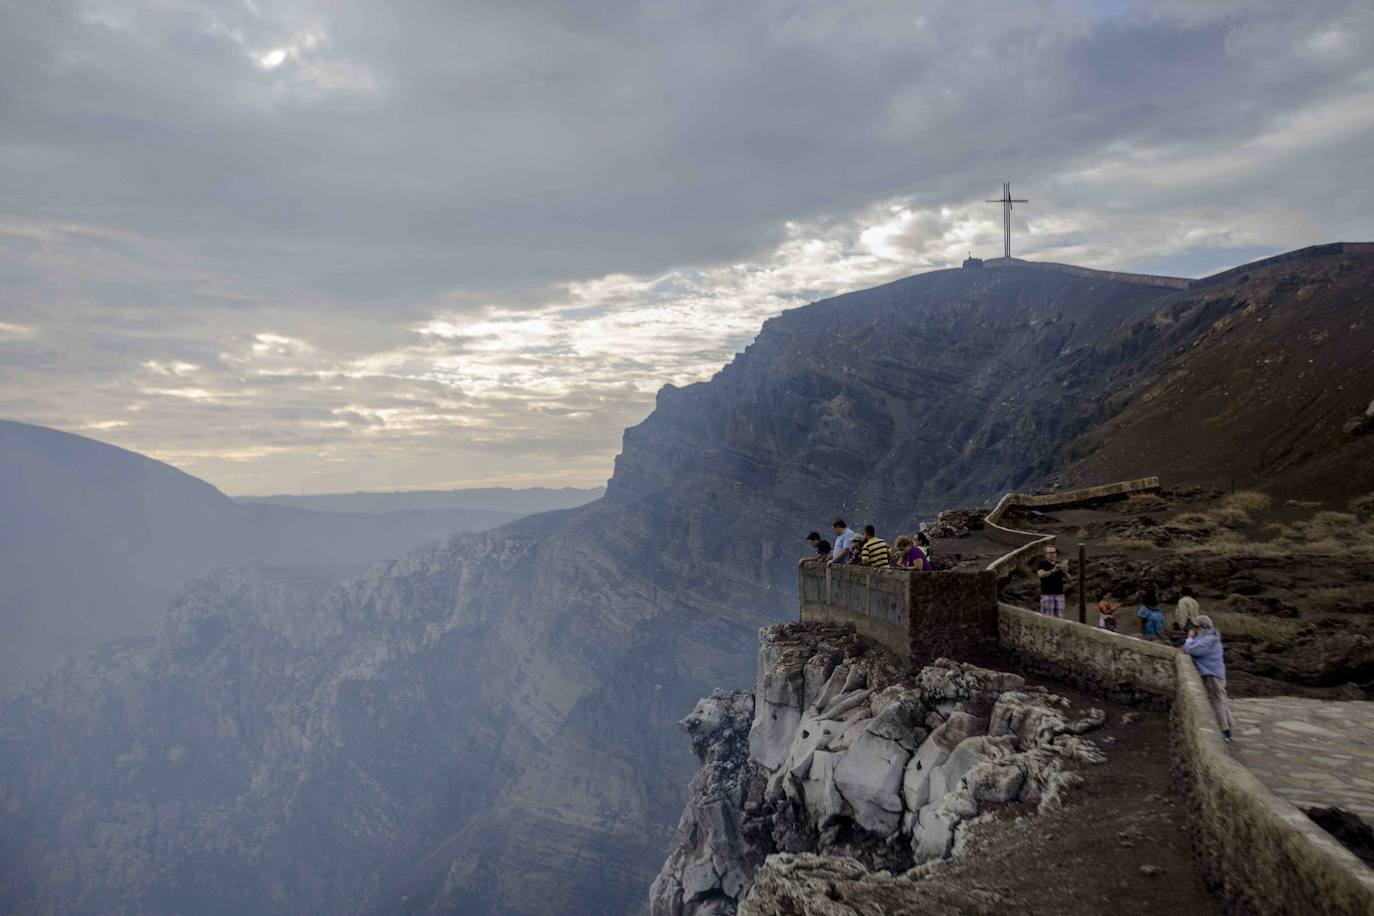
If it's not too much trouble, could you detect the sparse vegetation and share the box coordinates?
[1172,510,1374,561]
[1211,507,1254,529]
[1167,512,1214,531]
[1284,499,1323,509]
[1097,537,1157,552]
[1208,609,1302,644]
[1222,490,1272,512]
[1350,492,1374,516]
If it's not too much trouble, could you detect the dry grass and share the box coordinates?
[1305,511,1359,538]
[1285,499,1323,509]
[1208,608,1302,643]
[1211,507,1254,529]
[1171,513,1374,562]
[1222,490,1272,512]
[1350,492,1374,516]
[1096,537,1157,552]
[1300,585,1374,612]
[1168,512,1214,531]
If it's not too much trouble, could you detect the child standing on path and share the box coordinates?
[1097,594,1118,631]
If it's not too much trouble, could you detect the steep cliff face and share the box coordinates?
[649,624,1106,915]
[4,249,1372,916]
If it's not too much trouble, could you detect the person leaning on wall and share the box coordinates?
[1183,614,1234,743]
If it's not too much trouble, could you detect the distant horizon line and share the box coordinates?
[235,483,608,500]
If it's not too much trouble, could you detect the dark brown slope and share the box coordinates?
[1059,245,1374,500]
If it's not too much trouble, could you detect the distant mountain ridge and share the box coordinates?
[3,245,1372,915]
[0,420,541,694]
[237,485,605,515]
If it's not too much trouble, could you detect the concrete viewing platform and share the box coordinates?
[797,477,1374,914]
[1229,698,1374,825]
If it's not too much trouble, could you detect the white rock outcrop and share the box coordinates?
[650,623,1107,915]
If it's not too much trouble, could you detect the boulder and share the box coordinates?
[749,696,801,771]
[801,750,846,824]
[988,691,1104,747]
[831,731,910,835]
[901,733,951,813]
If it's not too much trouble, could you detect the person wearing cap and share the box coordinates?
[798,531,831,567]
[849,532,868,564]
[1184,615,1234,743]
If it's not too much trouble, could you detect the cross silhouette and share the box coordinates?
[985,181,1029,259]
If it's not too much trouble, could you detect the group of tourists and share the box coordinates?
[1034,543,1233,742]
[798,518,933,571]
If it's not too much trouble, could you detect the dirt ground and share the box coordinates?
[980,487,1374,699]
[908,677,1222,916]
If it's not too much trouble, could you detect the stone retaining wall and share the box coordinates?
[997,602,1175,708]
[996,598,1374,914]
[799,564,911,659]
[798,565,999,669]
[984,476,1161,579]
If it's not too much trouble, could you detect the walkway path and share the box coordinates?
[1229,697,1374,823]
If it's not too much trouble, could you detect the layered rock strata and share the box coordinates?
[650,623,1105,915]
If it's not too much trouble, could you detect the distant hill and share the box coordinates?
[237,485,605,515]
[0,421,541,694]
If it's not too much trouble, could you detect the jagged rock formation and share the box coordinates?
[4,248,1373,915]
[739,854,1007,916]
[649,623,1105,915]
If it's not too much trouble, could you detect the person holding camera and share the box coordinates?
[1035,544,1068,618]
[1184,615,1234,743]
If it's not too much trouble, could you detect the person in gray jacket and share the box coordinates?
[1184,614,1233,743]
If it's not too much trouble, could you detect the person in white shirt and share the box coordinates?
[829,518,858,565]
[1176,585,1200,629]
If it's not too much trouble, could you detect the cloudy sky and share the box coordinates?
[2,0,1372,495]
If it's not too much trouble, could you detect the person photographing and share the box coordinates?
[1035,544,1068,618]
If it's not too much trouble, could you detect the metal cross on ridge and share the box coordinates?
[985,181,1028,259]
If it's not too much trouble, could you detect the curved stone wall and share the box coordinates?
[987,481,1374,915]
[983,476,1161,580]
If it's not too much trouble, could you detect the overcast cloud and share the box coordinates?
[2,0,1372,493]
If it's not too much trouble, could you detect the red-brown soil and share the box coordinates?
[1058,249,1374,503]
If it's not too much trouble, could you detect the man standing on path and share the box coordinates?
[829,518,857,565]
[1036,544,1068,618]
[1176,585,1200,630]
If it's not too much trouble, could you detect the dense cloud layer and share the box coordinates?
[2,0,1372,492]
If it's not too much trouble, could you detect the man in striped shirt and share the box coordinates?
[859,525,892,567]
